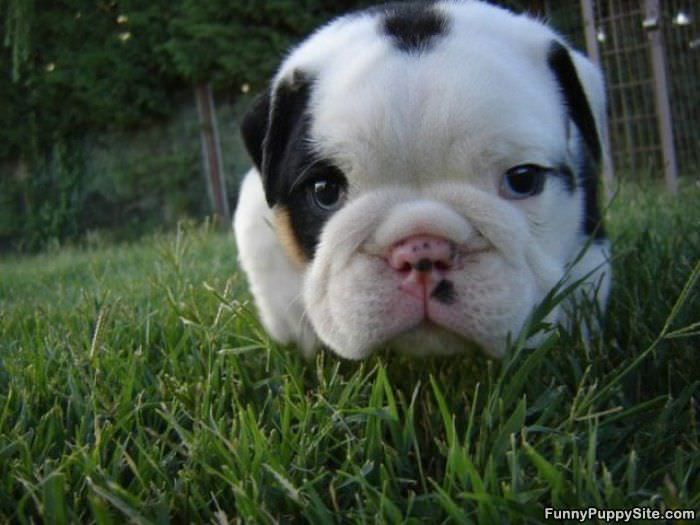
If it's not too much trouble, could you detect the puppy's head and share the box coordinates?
[241,1,608,359]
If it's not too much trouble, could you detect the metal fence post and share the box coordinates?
[643,0,679,193]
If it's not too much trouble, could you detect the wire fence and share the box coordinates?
[545,0,699,186]
[663,0,700,176]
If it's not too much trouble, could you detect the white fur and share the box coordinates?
[234,0,612,359]
[233,170,318,355]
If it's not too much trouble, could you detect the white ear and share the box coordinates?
[233,169,319,356]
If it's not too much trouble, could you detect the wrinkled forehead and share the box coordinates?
[274,2,567,184]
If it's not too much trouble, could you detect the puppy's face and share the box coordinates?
[241,1,608,359]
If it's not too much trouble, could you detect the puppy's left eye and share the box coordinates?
[500,164,548,199]
[308,178,347,211]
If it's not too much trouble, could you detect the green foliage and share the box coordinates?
[0,183,698,522]
[23,139,86,248]
[26,1,181,140]
[1,0,34,81]
[163,0,376,90]
[0,0,379,251]
[1,0,379,153]
[0,138,86,250]
[105,149,205,231]
[0,0,187,249]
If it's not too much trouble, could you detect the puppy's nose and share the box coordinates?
[388,235,455,273]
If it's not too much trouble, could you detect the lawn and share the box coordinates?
[0,182,698,523]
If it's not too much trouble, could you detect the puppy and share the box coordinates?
[234,0,611,359]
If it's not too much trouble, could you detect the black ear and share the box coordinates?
[240,91,271,172]
[547,41,602,164]
[547,41,606,239]
[242,72,314,207]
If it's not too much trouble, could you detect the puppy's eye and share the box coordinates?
[308,178,347,211]
[500,164,548,199]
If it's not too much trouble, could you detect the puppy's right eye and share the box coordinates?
[307,177,347,211]
[500,164,548,199]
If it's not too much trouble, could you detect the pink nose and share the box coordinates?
[388,235,455,273]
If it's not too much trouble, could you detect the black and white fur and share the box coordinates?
[234,0,611,359]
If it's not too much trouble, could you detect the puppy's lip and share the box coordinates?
[388,320,483,356]
[456,243,493,259]
[357,240,496,264]
[356,247,493,265]
[359,235,494,259]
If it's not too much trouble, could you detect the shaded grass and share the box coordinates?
[0,182,698,523]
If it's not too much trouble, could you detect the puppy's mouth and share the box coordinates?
[362,234,497,349]
[386,237,485,312]
[396,273,458,310]
[387,320,482,357]
[304,205,521,359]
[394,279,460,328]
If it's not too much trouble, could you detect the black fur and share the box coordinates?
[547,41,605,239]
[554,164,575,193]
[240,91,270,172]
[380,1,448,53]
[576,139,606,238]
[547,41,602,162]
[282,159,347,260]
[260,72,315,208]
[240,72,347,259]
[431,279,456,305]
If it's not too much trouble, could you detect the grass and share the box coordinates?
[0,181,698,524]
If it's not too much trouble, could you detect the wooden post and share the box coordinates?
[580,0,615,198]
[580,0,601,64]
[643,0,679,193]
[195,83,230,223]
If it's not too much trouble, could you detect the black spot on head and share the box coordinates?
[379,1,448,53]
[240,71,348,260]
[547,41,605,239]
[431,279,456,305]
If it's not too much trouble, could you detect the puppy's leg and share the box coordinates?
[233,169,319,355]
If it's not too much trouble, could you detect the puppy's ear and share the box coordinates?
[240,72,314,207]
[547,40,608,238]
[241,91,271,173]
[547,41,604,165]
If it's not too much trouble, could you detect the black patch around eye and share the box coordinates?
[380,1,448,53]
[282,161,348,260]
[250,70,349,259]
